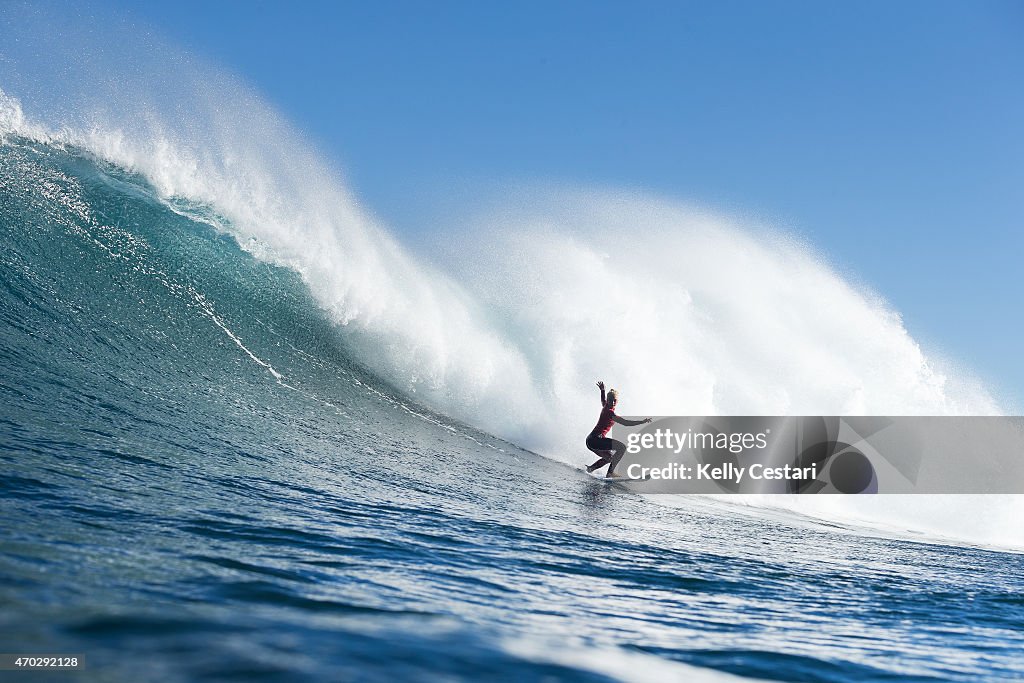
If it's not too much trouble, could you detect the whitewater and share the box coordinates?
[1,10,1022,682]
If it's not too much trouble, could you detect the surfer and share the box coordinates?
[586,381,651,478]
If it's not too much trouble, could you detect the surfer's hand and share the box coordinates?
[596,380,605,390]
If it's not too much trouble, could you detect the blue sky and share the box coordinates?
[101,1,1024,402]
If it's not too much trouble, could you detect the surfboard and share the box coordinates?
[587,471,651,483]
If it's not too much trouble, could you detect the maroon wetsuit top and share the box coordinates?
[591,406,616,438]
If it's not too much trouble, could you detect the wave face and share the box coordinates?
[1,13,1023,681]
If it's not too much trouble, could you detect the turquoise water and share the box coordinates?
[1,137,1023,682]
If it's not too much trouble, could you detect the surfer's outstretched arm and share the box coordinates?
[613,415,652,427]
[596,380,606,406]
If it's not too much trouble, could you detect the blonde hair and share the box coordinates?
[606,388,618,405]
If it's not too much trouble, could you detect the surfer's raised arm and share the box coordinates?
[613,415,653,427]
[596,380,606,406]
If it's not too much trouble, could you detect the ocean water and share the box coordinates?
[2,127,1024,683]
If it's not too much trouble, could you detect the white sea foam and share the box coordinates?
[0,13,1019,551]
